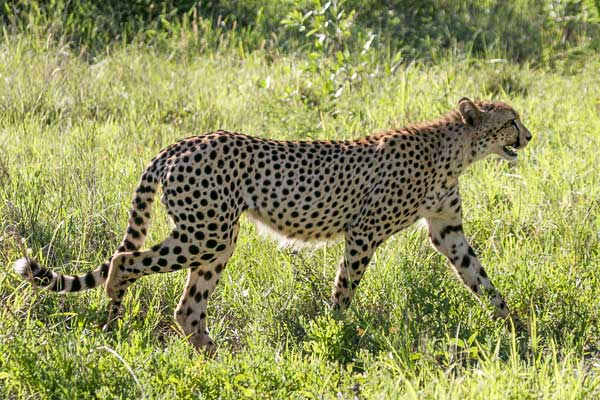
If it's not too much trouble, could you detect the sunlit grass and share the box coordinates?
[1,37,600,398]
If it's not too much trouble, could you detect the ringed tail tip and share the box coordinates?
[13,257,39,279]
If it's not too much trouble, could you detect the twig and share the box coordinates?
[95,345,146,399]
[6,201,30,260]
[5,201,37,294]
[0,274,20,321]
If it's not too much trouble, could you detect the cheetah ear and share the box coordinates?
[458,97,482,127]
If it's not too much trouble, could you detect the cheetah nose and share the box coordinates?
[525,132,532,141]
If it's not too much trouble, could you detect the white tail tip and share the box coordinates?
[13,258,35,279]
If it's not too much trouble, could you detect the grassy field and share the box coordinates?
[1,2,600,398]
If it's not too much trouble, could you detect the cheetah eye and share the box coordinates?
[511,120,519,133]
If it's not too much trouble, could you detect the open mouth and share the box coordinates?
[502,145,518,158]
[500,128,522,160]
[497,141,520,161]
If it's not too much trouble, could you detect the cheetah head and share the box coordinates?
[458,97,532,162]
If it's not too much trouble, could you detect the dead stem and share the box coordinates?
[5,201,37,294]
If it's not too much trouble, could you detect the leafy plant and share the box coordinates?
[282,0,377,107]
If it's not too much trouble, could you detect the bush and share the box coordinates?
[1,0,599,63]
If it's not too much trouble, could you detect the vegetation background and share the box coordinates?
[1,0,600,398]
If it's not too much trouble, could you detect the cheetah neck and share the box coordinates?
[384,111,482,178]
[428,128,476,179]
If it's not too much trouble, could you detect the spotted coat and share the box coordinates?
[14,98,532,351]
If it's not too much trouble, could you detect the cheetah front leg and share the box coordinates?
[426,217,523,330]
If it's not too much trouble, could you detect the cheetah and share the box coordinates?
[14,98,532,352]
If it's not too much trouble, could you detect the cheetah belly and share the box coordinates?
[244,171,369,247]
[245,186,356,247]
[238,139,377,247]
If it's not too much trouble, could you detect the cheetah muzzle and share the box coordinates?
[14,97,533,352]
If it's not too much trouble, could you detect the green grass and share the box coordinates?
[1,34,600,398]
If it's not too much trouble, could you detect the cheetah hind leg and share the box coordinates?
[103,252,138,331]
[174,223,239,353]
[103,233,184,331]
[331,231,380,311]
[175,266,222,354]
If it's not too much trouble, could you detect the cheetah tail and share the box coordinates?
[113,158,161,254]
[12,160,162,293]
[13,258,109,292]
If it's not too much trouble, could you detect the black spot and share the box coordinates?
[461,255,470,268]
[100,263,109,278]
[468,246,477,257]
[34,266,53,285]
[70,278,81,292]
[84,272,95,288]
[127,227,140,239]
[440,224,463,239]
